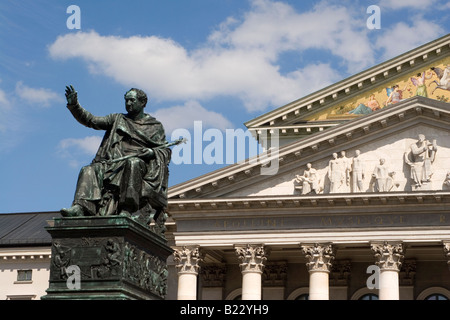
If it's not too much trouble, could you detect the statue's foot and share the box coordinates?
[60,204,84,217]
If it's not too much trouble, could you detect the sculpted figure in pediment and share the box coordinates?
[371,158,396,192]
[328,152,345,193]
[295,163,321,195]
[326,151,351,193]
[339,151,351,193]
[443,172,450,190]
[404,134,437,188]
[350,150,365,193]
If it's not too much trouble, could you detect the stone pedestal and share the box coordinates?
[41,216,173,300]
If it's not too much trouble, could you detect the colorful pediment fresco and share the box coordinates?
[306,56,450,121]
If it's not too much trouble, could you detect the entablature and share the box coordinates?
[168,190,450,213]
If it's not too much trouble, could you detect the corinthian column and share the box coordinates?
[301,243,335,300]
[173,246,203,300]
[371,241,404,300]
[235,244,268,300]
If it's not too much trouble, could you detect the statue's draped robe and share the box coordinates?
[67,103,171,217]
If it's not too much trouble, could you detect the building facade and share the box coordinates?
[166,34,450,300]
[0,212,53,300]
[1,34,450,300]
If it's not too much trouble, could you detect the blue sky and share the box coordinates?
[1,0,449,213]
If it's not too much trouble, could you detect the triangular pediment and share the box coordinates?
[168,97,450,201]
[245,34,450,145]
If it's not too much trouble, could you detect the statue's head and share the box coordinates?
[418,134,425,142]
[125,88,147,106]
[124,88,148,117]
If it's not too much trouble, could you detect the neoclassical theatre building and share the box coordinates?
[1,34,450,300]
[166,34,450,300]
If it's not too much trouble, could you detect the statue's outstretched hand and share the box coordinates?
[65,85,78,105]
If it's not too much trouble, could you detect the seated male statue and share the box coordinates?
[60,85,171,224]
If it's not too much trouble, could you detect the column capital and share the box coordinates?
[234,244,268,274]
[300,243,335,273]
[370,241,404,272]
[173,246,203,275]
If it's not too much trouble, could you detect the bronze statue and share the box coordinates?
[61,85,172,224]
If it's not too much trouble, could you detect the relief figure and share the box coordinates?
[351,150,365,192]
[404,134,437,188]
[295,163,321,195]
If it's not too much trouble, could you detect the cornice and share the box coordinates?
[168,190,450,213]
[0,248,51,260]
[244,33,450,129]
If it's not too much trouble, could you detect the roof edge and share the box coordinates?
[244,33,450,128]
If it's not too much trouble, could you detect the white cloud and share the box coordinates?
[59,136,102,155]
[57,135,102,167]
[15,81,63,107]
[208,0,373,71]
[376,17,444,59]
[152,100,233,134]
[48,0,372,112]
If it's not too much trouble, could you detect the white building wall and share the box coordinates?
[0,248,51,300]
